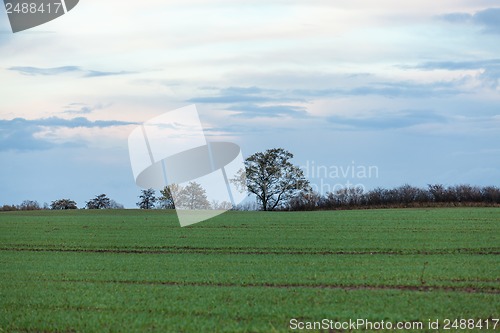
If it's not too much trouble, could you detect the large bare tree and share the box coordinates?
[238,148,309,211]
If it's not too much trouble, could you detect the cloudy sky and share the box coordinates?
[1,0,499,208]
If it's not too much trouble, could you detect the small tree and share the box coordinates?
[85,194,111,209]
[0,205,18,212]
[109,200,124,209]
[176,182,210,209]
[211,200,233,210]
[238,148,309,211]
[19,200,41,211]
[137,188,157,209]
[51,199,77,210]
[158,184,182,209]
[288,189,320,211]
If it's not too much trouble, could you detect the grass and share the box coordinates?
[0,208,499,332]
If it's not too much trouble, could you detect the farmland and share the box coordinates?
[0,208,499,332]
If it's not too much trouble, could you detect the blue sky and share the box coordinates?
[1,0,499,208]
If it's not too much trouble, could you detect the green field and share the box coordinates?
[0,208,499,332]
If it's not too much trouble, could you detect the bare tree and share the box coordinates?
[238,148,309,211]
[19,200,41,211]
[85,194,111,209]
[0,205,18,212]
[482,186,500,203]
[428,184,447,203]
[109,200,124,209]
[50,199,77,210]
[211,200,233,210]
[176,182,210,209]
[137,188,157,209]
[288,189,320,211]
[158,184,182,209]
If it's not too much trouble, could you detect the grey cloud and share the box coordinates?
[8,66,134,78]
[84,70,134,78]
[188,86,299,104]
[189,81,462,119]
[220,86,272,95]
[439,13,472,23]
[63,103,110,115]
[328,110,448,131]
[8,66,81,75]
[409,59,500,71]
[440,8,500,34]
[0,119,54,151]
[407,59,500,88]
[473,8,500,34]
[293,81,461,99]
[228,104,308,118]
[188,86,309,118]
[479,67,500,88]
[188,95,274,104]
[34,117,136,128]
[0,117,136,151]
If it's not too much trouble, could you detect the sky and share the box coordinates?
[1,0,499,208]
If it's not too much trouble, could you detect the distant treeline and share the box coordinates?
[0,196,124,212]
[2,184,500,212]
[0,200,48,212]
[287,184,500,211]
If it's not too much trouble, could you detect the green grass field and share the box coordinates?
[0,208,499,332]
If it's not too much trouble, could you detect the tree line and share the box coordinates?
[136,182,233,210]
[237,148,500,211]
[0,195,124,212]
[287,184,500,211]
[1,148,499,212]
